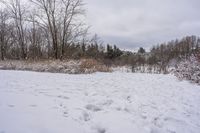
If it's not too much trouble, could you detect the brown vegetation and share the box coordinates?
[0,59,111,74]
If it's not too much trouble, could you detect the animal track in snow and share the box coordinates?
[85,104,102,112]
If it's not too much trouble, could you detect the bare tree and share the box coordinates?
[1,0,27,59]
[0,9,9,60]
[26,11,43,59]
[0,9,15,60]
[30,0,87,59]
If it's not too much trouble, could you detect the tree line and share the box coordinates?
[148,36,200,66]
[127,36,200,73]
[0,0,199,71]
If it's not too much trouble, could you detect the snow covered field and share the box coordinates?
[0,70,200,133]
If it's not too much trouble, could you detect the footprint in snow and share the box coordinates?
[127,96,132,103]
[57,95,69,100]
[8,104,15,108]
[63,111,68,117]
[141,113,147,119]
[101,100,113,106]
[152,117,163,128]
[92,125,106,133]
[81,111,91,121]
[29,104,37,107]
[85,104,102,112]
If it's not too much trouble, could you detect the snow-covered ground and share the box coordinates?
[0,70,200,133]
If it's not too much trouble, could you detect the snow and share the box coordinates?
[0,70,200,133]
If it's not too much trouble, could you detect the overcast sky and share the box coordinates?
[84,0,200,50]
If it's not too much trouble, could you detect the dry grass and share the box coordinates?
[79,59,111,73]
[0,59,111,74]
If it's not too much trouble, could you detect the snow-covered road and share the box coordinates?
[0,70,200,133]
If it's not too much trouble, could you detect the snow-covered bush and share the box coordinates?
[132,65,169,74]
[173,56,200,84]
[111,65,170,74]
